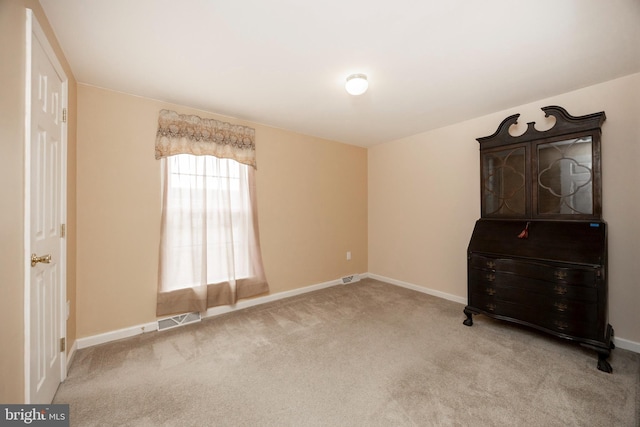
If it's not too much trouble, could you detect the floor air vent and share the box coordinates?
[341,274,360,284]
[158,312,201,331]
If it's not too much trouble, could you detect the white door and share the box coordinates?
[26,10,67,404]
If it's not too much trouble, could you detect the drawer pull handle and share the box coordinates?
[486,261,496,269]
[554,302,568,312]
[554,270,568,280]
[485,288,496,296]
[554,286,568,295]
[554,320,569,330]
[486,304,496,312]
[485,274,496,282]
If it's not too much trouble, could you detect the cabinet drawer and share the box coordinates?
[539,316,599,340]
[469,255,599,287]
[469,293,599,339]
[469,289,598,322]
[469,269,597,302]
[469,294,533,321]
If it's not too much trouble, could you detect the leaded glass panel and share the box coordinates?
[482,147,526,216]
[537,137,593,215]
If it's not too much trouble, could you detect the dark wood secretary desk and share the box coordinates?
[463,106,614,372]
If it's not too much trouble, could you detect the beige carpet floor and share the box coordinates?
[54,279,640,426]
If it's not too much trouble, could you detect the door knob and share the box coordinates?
[31,253,52,267]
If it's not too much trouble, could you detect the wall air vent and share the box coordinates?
[341,274,360,285]
[157,312,201,331]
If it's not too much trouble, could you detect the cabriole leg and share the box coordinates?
[463,308,473,326]
[597,352,612,373]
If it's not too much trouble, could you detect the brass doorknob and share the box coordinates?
[31,253,52,267]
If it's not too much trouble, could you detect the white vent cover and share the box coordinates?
[158,312,201,331]
[341,274,360,284]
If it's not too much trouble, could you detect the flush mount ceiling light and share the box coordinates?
[345,73,368,96]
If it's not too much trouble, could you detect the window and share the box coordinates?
[157,154,268,316]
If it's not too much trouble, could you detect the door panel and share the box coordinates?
[29,17,65,404]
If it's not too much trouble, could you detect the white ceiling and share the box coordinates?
[39,0,640,147]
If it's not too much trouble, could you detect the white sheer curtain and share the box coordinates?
[157,154,268,316]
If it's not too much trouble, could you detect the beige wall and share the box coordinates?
[369,73,640,344]
[75,84,368,337]
[0,0,77,403]
[2,2,636,404]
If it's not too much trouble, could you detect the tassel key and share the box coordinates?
[517,222,530,239]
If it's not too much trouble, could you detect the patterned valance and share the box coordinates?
[155,109,257,168]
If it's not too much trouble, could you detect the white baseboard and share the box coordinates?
[613,336,640,353]
[366,273,640,353]
[204,276,345,318]
[66,339,77,367]
[75,275,354,350]
[366,273,467,305]
[76,321,158,350]
[73,272,640,355]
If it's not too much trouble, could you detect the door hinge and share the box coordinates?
[60,337,66,353]
[61,224,66,238]
[62,108,67,123]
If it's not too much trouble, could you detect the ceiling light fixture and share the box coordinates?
[345,73,368,96]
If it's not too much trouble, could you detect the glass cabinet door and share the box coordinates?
[536,137,594,216]
[477,106,603,220]
[482,146,526,217]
